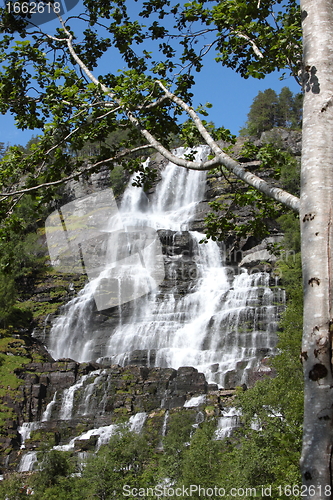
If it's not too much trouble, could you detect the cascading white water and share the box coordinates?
[41,391,57,422]
[184,395,206,408]
[59,371,101,420]
[53,412,147,452]
[18,451,38,473]
[215,408,241,439]
[17,421,40,472]
[48,146,284,387]
[17,371,149,470]
[18,422,40,449]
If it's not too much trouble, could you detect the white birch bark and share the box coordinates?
[300,0,333,496]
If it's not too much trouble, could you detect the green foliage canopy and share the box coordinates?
[0,0,301,228]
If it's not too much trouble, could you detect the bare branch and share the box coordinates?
[0,145,152,200]
[6,193,24,217]
[173,40,218,77]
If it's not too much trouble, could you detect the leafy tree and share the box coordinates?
[0,472,33,499]
[32,478,84,500]
[35,450,73,488]
[0,193,48,330]
[159,411,194,483]
[0,0,332,493]
[0,276,17,328]
[82,428,156,500]
[28,450,84,500]
[180,419,222,497]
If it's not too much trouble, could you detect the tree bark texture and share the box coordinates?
[300,0,333,497]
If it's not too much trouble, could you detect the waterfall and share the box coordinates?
[18,422,40,449]
[47,145,284,387]
[157,410,169,451]
[161,410,169,437]
[41,391,57,422]
[184,395,206,408]
[53,412,147,452]
[59,371,101,420]
[18,451,38,473]
[17,422,40,473]
[215,408,241,439]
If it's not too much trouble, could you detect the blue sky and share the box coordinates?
[0,1,301,148]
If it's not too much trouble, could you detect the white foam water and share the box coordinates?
[18,422,40,449]
[215,408,241,439]
[53,412,147,452]
[18,451,38,472]
[41,391,57,422]
[47,146,284,387]
[184,395,207,408]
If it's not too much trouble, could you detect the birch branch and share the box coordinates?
[137,95,169,110]
[43,15,300,213]
[0,145,152,200]
[155,81,300,213]
[234,31,264,59]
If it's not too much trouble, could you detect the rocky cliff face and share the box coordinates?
[0,129,299,475]
[4,361,239,473]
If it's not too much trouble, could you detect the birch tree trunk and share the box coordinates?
[300,1,333,496]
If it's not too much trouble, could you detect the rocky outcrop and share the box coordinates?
[15,362,211,424]
[216,127,302,157]
[238,235,284,270]
[256,128,302,155]
[3,361,241,472]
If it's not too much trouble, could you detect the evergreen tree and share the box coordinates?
[241,87,303,137]
[276,86,293,127]
[241,89,279,136]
